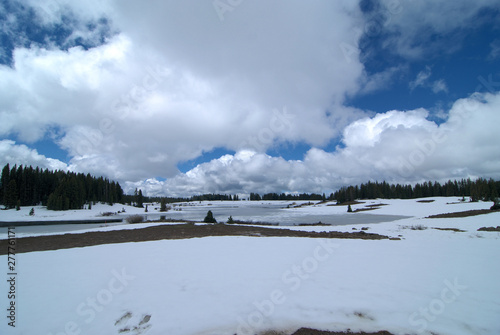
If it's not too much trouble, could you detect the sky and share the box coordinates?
[0,0,500,197]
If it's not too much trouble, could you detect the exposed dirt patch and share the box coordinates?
[0,223,392,255]
[478,226,500,232]
[327,201,365,206]
[417,199,435,203]
[298,222,331,226]
[291,329,394,335]
[351,203,388,212]
[432,227,466,232]
[426,209,498,218]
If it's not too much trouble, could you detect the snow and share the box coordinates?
[0,197,499,335]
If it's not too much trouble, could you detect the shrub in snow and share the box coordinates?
[29,208,35,216]
[126,215,144,224]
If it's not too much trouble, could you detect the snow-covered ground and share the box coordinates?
[0,197,499,335]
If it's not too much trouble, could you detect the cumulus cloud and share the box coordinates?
[134,92,500,197]
[0,0,367,183]
[0,140,68,171]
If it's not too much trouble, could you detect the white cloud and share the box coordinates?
[489,39,500,60]
[0,140,68,171]
[409,66,432,91]
[409,67,447,94]
[379,0,500,59]
[358,65,406,94]
[432,79,448,94]
[134,91,500,197]
[0,1,368,183]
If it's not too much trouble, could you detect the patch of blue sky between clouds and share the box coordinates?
[347,5,500,121]
[177,147,236,173]
[0,0,114,66]
[5,134,70,164]
[266,141,316,162]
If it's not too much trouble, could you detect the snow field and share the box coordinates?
[0,197,499,335]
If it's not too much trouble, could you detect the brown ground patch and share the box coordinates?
[291,329,394,335]
[426,209,498,218]
[432,227,466,232]
[478,226,500,232]
[327,201,365,206]
[0,223,392,255]
[417,199,435,203]
[351,204,388,213]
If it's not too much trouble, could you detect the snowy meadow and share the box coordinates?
[0,197,499,335]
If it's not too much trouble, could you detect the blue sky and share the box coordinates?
[1,0,500,196]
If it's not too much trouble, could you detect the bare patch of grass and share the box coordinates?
[354,311,375,320]
[401,224,428,230]
[432,227,466,232]
[258,331,288,335]
[126,215,144,224]
[292,329,394,335]
[427,209,496,218]
[478,226,500,232]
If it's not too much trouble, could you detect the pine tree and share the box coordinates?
[347,204,353,213]
[0,163,10,203]
[204,210,217,223]
[137,189,144,208]
[160,198,167,212]
[4,180,18,209]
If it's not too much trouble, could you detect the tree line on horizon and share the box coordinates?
[0,163,124,211]
[331,179,499,204]
[120,179,500,206]
[2,163,499,211]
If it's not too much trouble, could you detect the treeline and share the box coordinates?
[135,193,242,205]
[332,179,500,204]
[250,192,326,201]
[0,163,124,210]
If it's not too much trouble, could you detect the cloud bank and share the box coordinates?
[128,92,500,196]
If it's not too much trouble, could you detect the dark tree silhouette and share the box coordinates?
[204,210,217,223]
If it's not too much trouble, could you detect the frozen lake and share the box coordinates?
[143,202,409,225]
[0,201,410,237]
